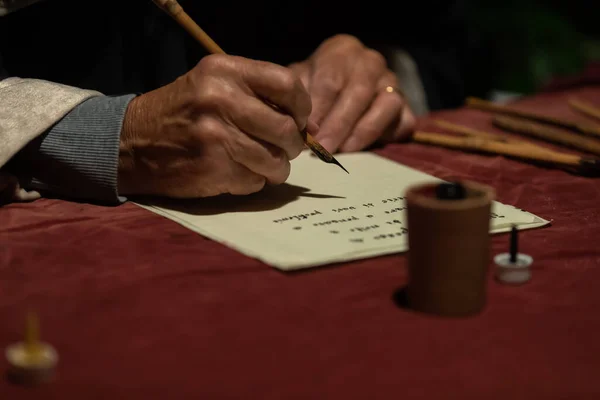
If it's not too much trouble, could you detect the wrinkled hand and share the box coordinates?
[290,34,416,153]
[118,54,315,198]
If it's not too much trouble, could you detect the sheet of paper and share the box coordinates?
[135,151,550,271]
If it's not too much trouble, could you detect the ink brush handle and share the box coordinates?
[150,0,348,173]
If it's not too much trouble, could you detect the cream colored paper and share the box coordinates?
[136,151,550,270]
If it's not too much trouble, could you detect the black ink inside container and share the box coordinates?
[435,182,466,200]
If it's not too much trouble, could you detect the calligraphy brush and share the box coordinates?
[493,115,600,157]
[466,97,600,138]
[569,97,600,123]
[413,130,600,173]
[150,0,349,174]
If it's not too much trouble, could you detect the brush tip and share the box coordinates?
[331,157,349,173]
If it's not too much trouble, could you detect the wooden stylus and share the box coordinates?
[150,0,349,174]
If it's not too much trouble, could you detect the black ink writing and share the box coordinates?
[366,214,374,218]
[273,210,322,224]
[362,203,375,208]
[381,197,405,204]
[293,227,302,230]
[350,238,364,243]
[386,220,402,225]
[490,212,505,219]
[373,228,408,240]
[384,207,407,214]
[313,216,359,226]
[332,206,356,213]
[349,224,379,232]
[330,230,339,234]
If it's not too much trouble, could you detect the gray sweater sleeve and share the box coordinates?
[8,94,136,205]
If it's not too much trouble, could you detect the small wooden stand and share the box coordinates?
[405,180,495,317]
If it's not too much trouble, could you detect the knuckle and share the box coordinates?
[277,69,299,93]
[363,48,387,70]
[197,84,229,108]
[352,84,375,103]
[196,116,227,143]
[315,72,345,94]
[196,54,233,74]
[330,33,363,49]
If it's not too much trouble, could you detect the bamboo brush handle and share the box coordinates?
[151,0,335,164]
[413,131,586,168]
[433,119,572,159]
[493,116,600,157]
[466,97,600,138]
[152,0,225,54]
[569,98,600,122]
[434,119,541,147]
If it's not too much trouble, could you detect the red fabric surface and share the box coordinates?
[2,87,600,399]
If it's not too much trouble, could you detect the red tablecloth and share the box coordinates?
[2,86,600,399]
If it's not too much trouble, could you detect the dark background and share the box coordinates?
[179,0,600,109]
[1,0,599,111]
[185,0,600,108]
[464,0,600,98]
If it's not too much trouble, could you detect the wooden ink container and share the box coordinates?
[404,181,495,317]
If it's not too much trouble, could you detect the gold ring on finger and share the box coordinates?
[384,85,405,98]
